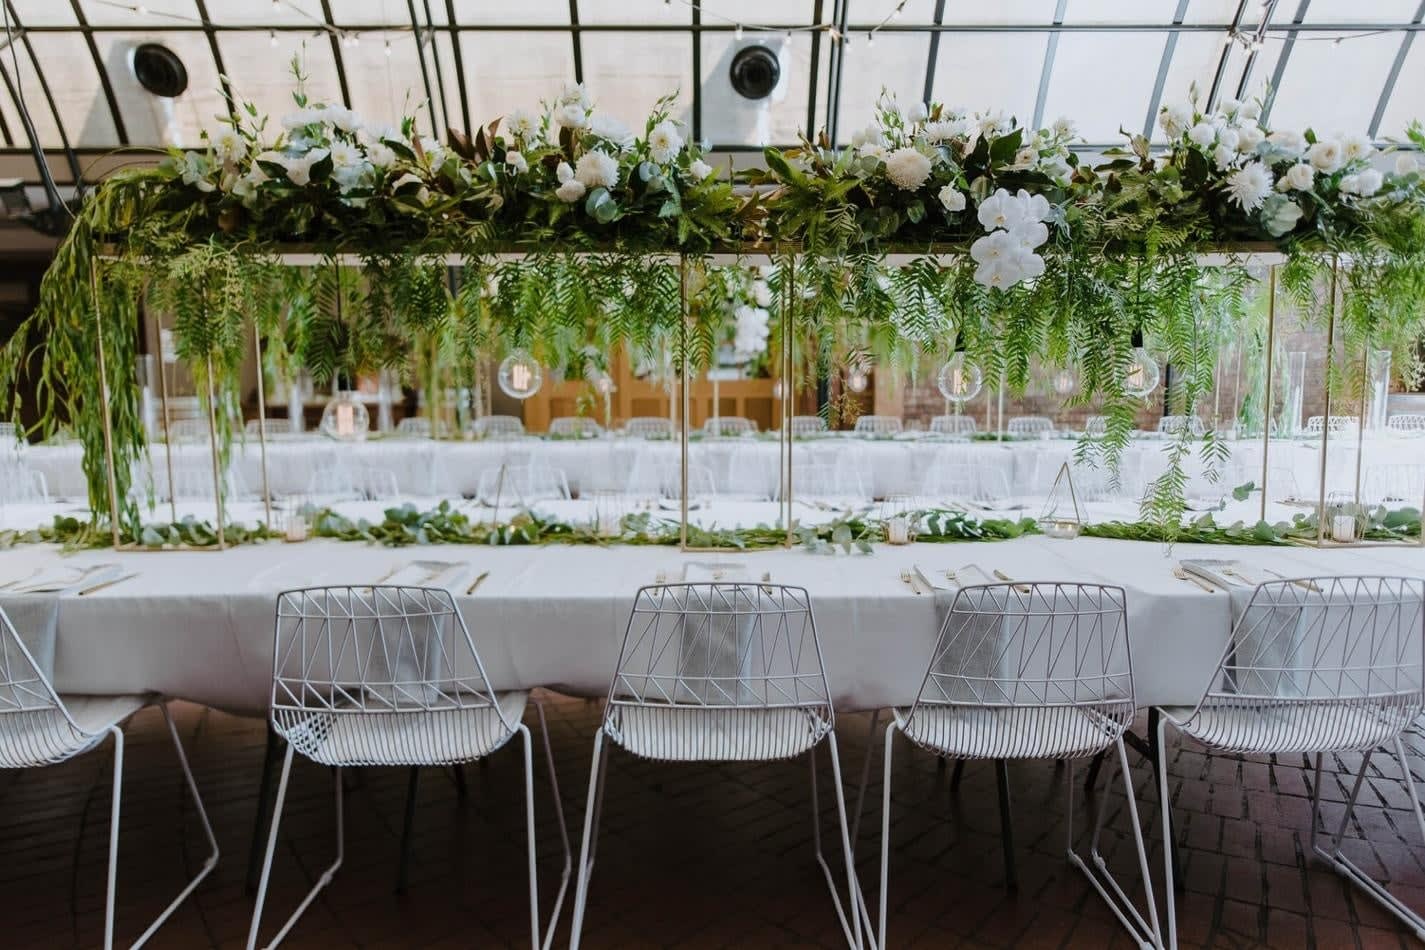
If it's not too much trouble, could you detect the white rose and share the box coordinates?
[555,179,586,203]
[1012,146,1037,168]
[1237,126,1265,152]
[883,146,932,190]
[1342,168,1383,196]
[648,119,684,164]
[1219,97,1242,115]
[1339,133,1372,162]
[1217,128,1240,152]
[1188,123,1217,147]
[1338,173,1360,195]
[558,103,589,130]
[1267,130,1305,158]
[937,185,966,212]
[1307,140,1343,173]
[1213,145,1239,171]
[556,161,574,183]
[688,158,713,181]
[1240,100,1261,121]
[1395,153,1419,176]
[905,102,928,123]
[505,150,528,174]
[1159,103,1192,138]
[589,113,635,150]
[574,149,620,189]
[1284,163,1314,191]
[365,143,395,169]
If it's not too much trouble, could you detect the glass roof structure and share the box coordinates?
[0,0,1422,172]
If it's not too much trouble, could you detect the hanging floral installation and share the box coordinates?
[3,60,1425,538]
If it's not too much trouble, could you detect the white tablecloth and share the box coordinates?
[0,535,1419,717]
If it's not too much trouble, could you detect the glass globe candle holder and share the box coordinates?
[936,351,983,409]
[498,348,543,400]
[320,390,369,441]
[845,363,869,394]
[1122,331,1160,399]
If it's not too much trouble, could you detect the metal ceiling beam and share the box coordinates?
[444,0,471,137]
[1031,0,1067,130]
[2,3,80,186]
[1206,0,1249,111]
[419,0,452,135]
[691,0,701,144]
[921,0,946,108]
[317,0,352,109]
[1260,0,1309,125]
[191,0,237,127]
[1143,0,1192,139]
[405,0,440,137]
[66,0,126,145]
[806,0,824,138]
[568,0,584,84]
[1236,0,1281,102]
[1370,0,1425,138]
[826,0,849,145]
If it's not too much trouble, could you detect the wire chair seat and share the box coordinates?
[605,705,831,762]
[1157,698,1410,756]
[0,693,149,768]
[274,690,530,768]
[894,704,1126,761]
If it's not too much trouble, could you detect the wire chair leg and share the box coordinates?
[395,767,420,895]
[950,759,965,789]
[1157,716,1177,950]
[246,724,282,895]
[518,724,541,950]
[533,702,572,950]
[815,733,866,950]
[103,726,124,950]
[247,748,344,950]
[878,722,897,950]
[1083,748,1106,796]
[129,704,220,948]
[1313,743,1425,940]
[995,759,1017,892]
[850,708,882,847]
[569,731,607,950]
[1068,737,1163,949]
[1309,751,1325,856]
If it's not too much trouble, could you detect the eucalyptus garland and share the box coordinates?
[4,68,1425,539]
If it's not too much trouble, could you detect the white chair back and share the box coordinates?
[1386,414,1425,432]
[853,415,902,435]
[0,462,49,504]
[702,416,756,437]
[245,417,293,436]
[790,415,828,436]
[396,417,433,438]
[0,605,86,767]
[470,415,525,439]
[1156,414,1204,437]
[624,417,674,439]
[1006,416,1055,436]
[929,414,977,436]
[1363,464,1425,505]
[166,418,212,443]
[476,462,570,505]
[1304,415,1359,434]
[305,465,365,503]
[1083,415,1108,436]
[549,416,604,438]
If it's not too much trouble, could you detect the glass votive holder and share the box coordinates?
[280,496,313,542]
[879,494,917,545]
[589,490,625,539]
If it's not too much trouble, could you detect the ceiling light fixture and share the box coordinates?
[734,24,743,39]
[269,30,278,47]
[384,40,392,56]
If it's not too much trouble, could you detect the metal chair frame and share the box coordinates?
[568,583,866,950]
[702,415,757,437]
[869,582,1162,950]
[623,417,675,439]
[470,415,527,439]
[853,415,903,435]
[1156,415,1205,437]
[1006,415,1056,436]
[1155,576,1425,948]
[929,414,977,436]
[1386,414,1425,432]
[247,586,570,950]
[0,606,218,949]
[791,414,829,436]
[549,416,605,438]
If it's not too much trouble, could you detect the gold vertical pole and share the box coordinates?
[1354,343,1367,505]
[1259,265,1276,523]
[89,259,124,548]
[252,324,273,529]
[204,354,228,550]
[1316,261,1338,545]
[679,255,690,551]
[783,254,795,548]
[155,319,178,524]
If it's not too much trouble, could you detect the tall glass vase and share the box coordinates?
[1278,351,1306,438]
[1366,349,1391,432]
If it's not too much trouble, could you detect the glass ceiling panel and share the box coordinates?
[459,31,575,127]
[1061,0,1184,24]
[580,31,695,127]
[25,33,117,147]
[835,31,928,143]
[698,0,819,28]
[1268,32,1400,134]
[221,34,344,122]
[1041,32,1170,141]
[77,0,201,28]
[700,32,813,146]
[579,0,692,27]
[323,0,416,27]
[1296,0,1422,23]
[939,1,1060,25]
[846,0,937,25]
[448,0,568,26]
[96,31,225,148]
[1151,30,1232,135]
[341,31,432,132]
[930,32,1047,127]
[1183,0,1252,24]
[0,41,61,149]
[8,1,78,26]
[1377,38,1425,138]
[206,0,314,27]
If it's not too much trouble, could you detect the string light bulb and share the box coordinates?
[269,30,279,47]
[1121,330,1161,399]
[866,31,874,46]
[936,349,983,408]
[734,24,743,39]
[384,40,393,56]
[136,3,147,13]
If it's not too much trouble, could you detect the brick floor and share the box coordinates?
[2,696,1423,948]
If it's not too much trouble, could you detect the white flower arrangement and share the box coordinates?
[970,188,1052,289]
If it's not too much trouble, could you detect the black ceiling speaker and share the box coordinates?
[132,43,188,98]
[729,45,781,101]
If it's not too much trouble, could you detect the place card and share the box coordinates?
[8,563,122,595]
[379,561,463,588]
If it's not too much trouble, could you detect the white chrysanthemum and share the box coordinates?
[1267,130,1305,158]
[329,107,363,134]
[921,120,956,144]
[1284,163,1314,191]
[555,179,586,203]
[365,142,395,169]
[575,149,620,189]
[1159,103,1191,138]
[1213,144,1239,171]
[1226,161,1272,211]
[977,110,1010,137]
[589,113,635,150]
[212,128,245,164]
[505,150,528,174]
[558,103,589,130]
[1341,168,1383,196]
[648,120,684,164]
[1307,140,1343,173]
[1339,133,1372,162]
[904,101,928,124]
[938,185,966,212]
[976,188,1027,231]
[559,82,592,110]
[329,140,361,169]
[1188,123,1217,147]
[688,158,713,181]
[506,108,535,140]
[1396,153,1419,176]
[883,147,932,190]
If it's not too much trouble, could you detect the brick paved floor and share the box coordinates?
[3,694,1424,948]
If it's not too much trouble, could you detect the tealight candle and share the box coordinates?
[886,515,910,545]
[336,403,355,437]
[1331,514,1356,543]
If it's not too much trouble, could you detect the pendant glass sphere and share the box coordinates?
[936,353,983,405]
[1050,367,1078,396]
[1121,346,1161,398]
[844,364,869,393]
[319,390,370,441]
[498,349,543,400]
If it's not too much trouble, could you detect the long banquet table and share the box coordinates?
[2,534,1420,719]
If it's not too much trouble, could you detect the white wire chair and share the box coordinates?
[0,461,49,504]
[475,461,571,506]
[720,444,779,500]
[791,461,868,508]
[1304,415,1360,434]
[169,460,252,502]
[790,414,829,436]
[396,416,434,438]
[624,450,716,502]
[1006,415,1056,437]
[304,465,365,503]
[872,583,1160,950]
[249,586,570,950]
[1154,576,1425,948]
[0,606,218,950]
[0,421,22,457]
[1386,413,1425,432]
[469,415,526,439]
[1363,463,1425,505]
[245,417,294,437]
[1084,415,1108,436]
[929,414,977,436]
[920,460,1016,508]
[702,415,757,437]
[165,417,213,443]
[1156,415,1204,437]
[548,416,604,438]
[623,417,674,439]
[362,467,402,501]
[853,415,903,435]
[569,584,865,949]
